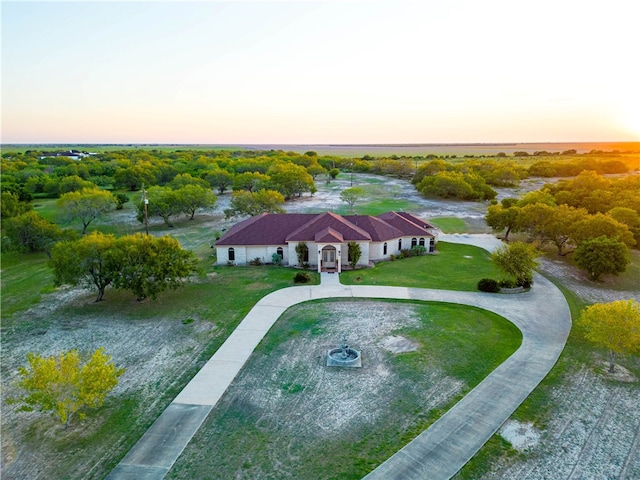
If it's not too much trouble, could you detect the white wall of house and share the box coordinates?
[217,245,288,265]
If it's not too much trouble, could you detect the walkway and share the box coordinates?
[107,239,571,480]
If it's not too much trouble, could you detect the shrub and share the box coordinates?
[498,279,518,289]
[400,248,413,258]
[271,253,283,266]
[301,262,310,270]
[294,272,310,284]
[411,245,427,256]
[389,254,396,261]
[477,278,499,293]
[249,257,263,266]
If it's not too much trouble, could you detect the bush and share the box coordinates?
[294,272,310,284]
[400,248,413,258]
[301,262,310,270]
[271,253,283,266]
[389,254,396,261]
[411,245,427,256]
[477,278,499,293]
[498,279,518,289]
[249,257,263,266]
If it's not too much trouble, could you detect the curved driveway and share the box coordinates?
[107,236,571,480]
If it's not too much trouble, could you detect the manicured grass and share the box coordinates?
[429,217,468,233]
[340,242,502,291]
[167,300,521,479]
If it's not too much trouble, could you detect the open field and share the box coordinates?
[3,141,639,156]
[2,171,639,479]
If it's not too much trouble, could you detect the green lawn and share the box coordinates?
[340,242,502,291]
[429,217,468,233]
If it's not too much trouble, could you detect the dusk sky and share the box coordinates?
[2,0,639,144]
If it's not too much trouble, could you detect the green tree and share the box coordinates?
[1,191,33,219]
[491,241,540,287]
[50,231,116,301]
[340,187,366,212]
[573,236,630,281]
[11,348,125,429]
[267,162,315,199]
[174,184,217,220]
[224,189,285,218]
[328,168,340,180]
[58,187,116,234]
[138,186,181,227]
[519,203,588,255]
[485,199,521,241]
[4,211,71,255]
[114,165,156,191]
[347,241,362,269]
[204,169,234,194]
[111,233,198,300]
[295,241,309,266]
[570,213,635,248]
[577,300,640,372]
[232,172,270,192]
[169,173,209,190]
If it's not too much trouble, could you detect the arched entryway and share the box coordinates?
[321,245,337,271]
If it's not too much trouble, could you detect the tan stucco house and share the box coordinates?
[215,211,438,272]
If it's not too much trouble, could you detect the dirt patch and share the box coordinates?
[380,334,419,354]
[486,366,640,479]
[499,420,541,451]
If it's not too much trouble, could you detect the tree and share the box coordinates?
[570,213,635,249]
[491,241,540,287]
[224,189,285,218]
[114,165,156,191]
[573,236,630,281]
[204,169,234,194]
[1,191,33,219]
[58,187,116,234]
[577,300,640,372]
[485,200,521,241]
[4,211,71,255]
[348,241,362,269]
[50,232,198,301]
[138,186,181,227]
[169,173,209,189]
[328,168,339,180]
[110,233,198,300]
[12,348,125,429]
[340,187,366,212]
[174,184,217,220]
[295,241,309,266]
[519,203,588,255]
[267,162,315,199]
[232,172,270,192]
[50,231,116,301]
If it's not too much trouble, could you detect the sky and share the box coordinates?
[2,0,639,144]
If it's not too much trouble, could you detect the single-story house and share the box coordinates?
[215,211,439,272]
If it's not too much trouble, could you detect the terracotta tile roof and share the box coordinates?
[216,211,435,246]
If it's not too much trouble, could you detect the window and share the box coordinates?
[429,238,435,252]
[276,247,283,257]
[419,238,425,247]
[411,238,417,248]
[398,239,402,250]
[383,242,388,255]
[228,248,235,261]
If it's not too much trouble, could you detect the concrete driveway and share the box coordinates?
[107,239,571,480]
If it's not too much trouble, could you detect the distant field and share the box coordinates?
[2,142,639,157]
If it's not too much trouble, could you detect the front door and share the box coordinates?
[322,248,336,269]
